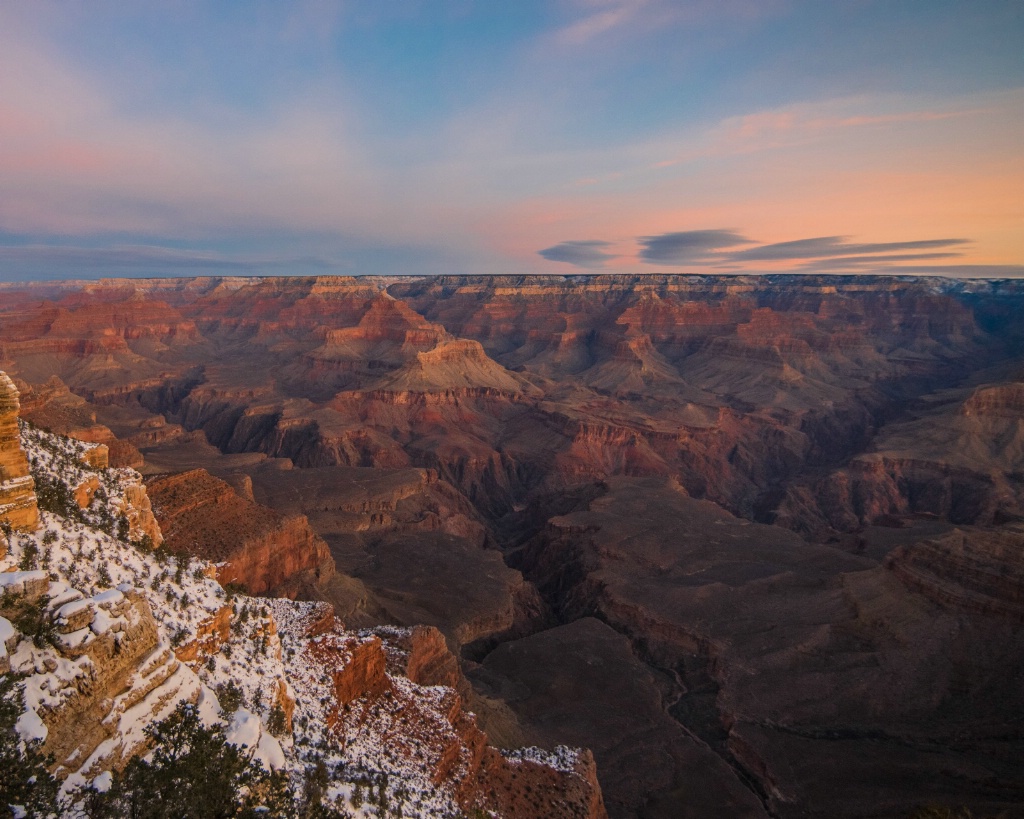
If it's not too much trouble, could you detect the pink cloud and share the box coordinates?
[554,0,649,45]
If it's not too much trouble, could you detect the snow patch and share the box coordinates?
[16,707,48,743]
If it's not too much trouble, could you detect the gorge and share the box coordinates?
[1,273,1023,818]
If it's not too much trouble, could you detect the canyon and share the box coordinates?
[0,374,607,818]
[1,273,1022,817]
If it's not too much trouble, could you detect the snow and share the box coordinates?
[226,708,263,750]
[55,627,95,651]
[89,608,115,635]
[256,729,286,771]
[93,589,124,608]
[0,615,14,654]
[91,771,112,793]
[224,708,286,771]
[194,686,223,726]
[56,599,94,620]
[503,745,581,773]
[47,584,84,609]
[16,707,48,743]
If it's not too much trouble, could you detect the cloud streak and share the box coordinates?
[538,230,977,273]
[731,236,970,262]
[539,240,618,268]
[638,230,751,265]
[0,244,341,281]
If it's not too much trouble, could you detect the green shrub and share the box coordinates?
[13,596,57,649]
[32,473,81,521]
[214,681,244,715]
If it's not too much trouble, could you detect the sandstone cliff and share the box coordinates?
[0,372,40,531]
[146,468,335,597]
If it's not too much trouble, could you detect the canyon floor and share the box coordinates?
[2,273,1023,818]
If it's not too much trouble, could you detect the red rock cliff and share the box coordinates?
[146,468,335,596]
[0,371,40,531]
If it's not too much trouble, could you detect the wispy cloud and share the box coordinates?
[536,230,977,272]
[638,229,751,265]
[539,240,618,268]
[552,0,785,46]
[0,243,342,281]
[731,236,969,262]
[554,0,650,45]
[652,100,993,169]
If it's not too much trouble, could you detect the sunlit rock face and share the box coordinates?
[0,371,40,532]
[145,467,333,597]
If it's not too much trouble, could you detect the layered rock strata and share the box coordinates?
[0,371,39,531]
[146,468,334,596]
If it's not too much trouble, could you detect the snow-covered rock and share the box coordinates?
[0,412,606,818]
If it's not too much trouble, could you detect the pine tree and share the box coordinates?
[0,675,62,818]
[84,702,292,818]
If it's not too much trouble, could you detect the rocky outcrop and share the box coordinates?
[294,620,608,819]
[146,469,334,596]
[0,371,40,531]
[118,477,164,547]
[308,633,391,716]
[1,579,197,781]
[885,526,1024,618]
[73,476,101,509]
[174,604,233,663]
[15,377,143,469]
[400,625,465,691]
[0,570,51,605]
[80,444,109,470]
[41,592,168,774]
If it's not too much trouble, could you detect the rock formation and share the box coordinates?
[291,612,608,819]
[145,468,334,596]
[1,419,606,817]
[15,376,144,468]
[0,371,40,531]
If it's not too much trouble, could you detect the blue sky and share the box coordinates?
[0,0,1021,280]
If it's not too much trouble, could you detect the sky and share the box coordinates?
[0,0,1021,281]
